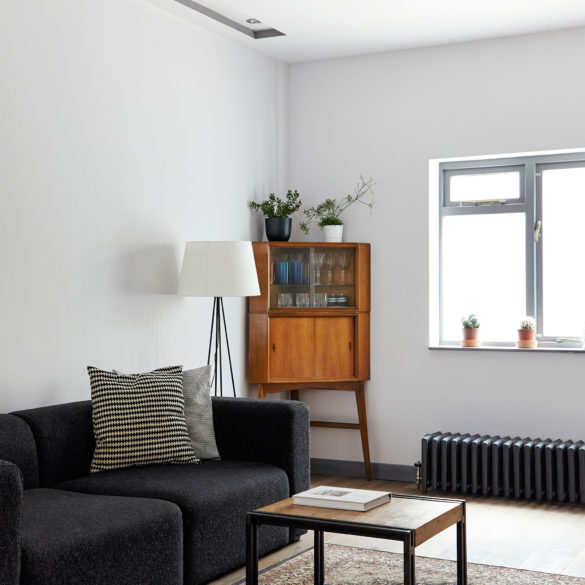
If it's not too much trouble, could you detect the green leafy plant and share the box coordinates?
[248,190,302,218]
[520,316,535,330]
[299,176,375,234]
[461,314,480,328]
[319,215,343,227]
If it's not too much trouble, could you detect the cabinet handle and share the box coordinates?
[272,343,276,352]
[348,341,352,351]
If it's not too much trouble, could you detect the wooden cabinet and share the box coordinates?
[248,242,372,479]
[249,242,370,384]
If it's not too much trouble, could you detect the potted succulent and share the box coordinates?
[517,316,537,348]
[299,176,375,242]
[249,190,302,241]
[461,314,480,347]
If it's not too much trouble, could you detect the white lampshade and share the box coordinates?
[178,241,260,298]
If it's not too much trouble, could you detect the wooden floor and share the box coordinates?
[210,474,585,584]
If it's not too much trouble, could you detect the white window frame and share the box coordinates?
[432,150,585,349]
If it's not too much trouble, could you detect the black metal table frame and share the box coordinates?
[246,494,467,585]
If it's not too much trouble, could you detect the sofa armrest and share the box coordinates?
[0,459,23,585]
[211,397,310,497]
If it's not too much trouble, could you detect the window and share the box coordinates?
[434,151,585,347]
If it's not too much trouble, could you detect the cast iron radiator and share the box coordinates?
[421,432,585,503]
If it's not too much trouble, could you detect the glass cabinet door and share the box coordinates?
[268,246,356,309]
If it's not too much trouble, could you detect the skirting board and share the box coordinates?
[310,458,416,482]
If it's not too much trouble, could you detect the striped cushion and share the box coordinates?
[88,365,199,473]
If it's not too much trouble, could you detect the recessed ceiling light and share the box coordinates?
[173,1,284,39]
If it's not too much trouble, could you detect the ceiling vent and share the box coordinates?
[173,0,285,39]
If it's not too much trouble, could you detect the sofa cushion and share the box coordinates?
[88,365,198,472]
[182,366,219,459]
[0,414,39,489]
[115,365,220,460]
[21,488,182,585]
[0,460,23,585]
[56,460,290,585]
[12,401,94,487]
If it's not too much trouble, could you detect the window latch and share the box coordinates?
[534,220,542,243]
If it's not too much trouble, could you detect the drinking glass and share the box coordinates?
[302,254,310,284]
[296,293,309,307]
[313,252,325,284]
[334,252,350,284]
[314,293,328,307]
[277,261,288,284]
[278,293,293,307]
[325,253,335,284]
[291,254,303,284]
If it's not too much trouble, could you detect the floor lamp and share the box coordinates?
[178,241,260,397]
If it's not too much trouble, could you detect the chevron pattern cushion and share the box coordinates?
[88,365,199,473]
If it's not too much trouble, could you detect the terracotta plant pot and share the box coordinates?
[461,327,480,347]
[516,328,537,348]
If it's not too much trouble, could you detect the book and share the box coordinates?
[293,486,391,511]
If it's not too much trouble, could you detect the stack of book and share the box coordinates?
[293,486,391,511]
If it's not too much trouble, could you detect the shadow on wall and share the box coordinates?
[120,245,179,294]
[249,213,265,242]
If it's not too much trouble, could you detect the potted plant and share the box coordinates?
[461,314,480,347]
[517,316,537,348]
[299,176,375,242]
[249,190,302,241]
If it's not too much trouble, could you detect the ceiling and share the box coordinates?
[146,0,585,63]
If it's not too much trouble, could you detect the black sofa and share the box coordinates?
[0,397,310,585]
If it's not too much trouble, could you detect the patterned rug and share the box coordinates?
[237,543,585,584]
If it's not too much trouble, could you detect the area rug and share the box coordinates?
[236,543,585,584]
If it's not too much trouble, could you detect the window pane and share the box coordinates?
[442,213,525,342]
[542,166,585,338]
[449,171,520,202]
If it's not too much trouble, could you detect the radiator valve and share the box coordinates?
[414,460,422,489]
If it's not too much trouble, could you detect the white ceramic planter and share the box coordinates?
[323,225,343,242]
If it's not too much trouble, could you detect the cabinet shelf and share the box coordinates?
[271,283,354,287]
[268,308,359,317]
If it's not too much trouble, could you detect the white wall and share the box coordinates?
[288,28,585,466]
[0,0,286,411]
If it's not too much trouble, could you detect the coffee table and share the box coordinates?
[246,493,466,585]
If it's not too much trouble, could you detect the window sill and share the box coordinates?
[429,345,585,353]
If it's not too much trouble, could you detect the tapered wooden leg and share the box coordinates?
[257,384,266,399]
[355,382,371,480]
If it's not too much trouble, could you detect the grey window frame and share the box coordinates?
[535,158,585,342]
[438,151,585,347]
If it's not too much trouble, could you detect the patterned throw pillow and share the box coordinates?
[183,365,220,459]
[88,365,199,473]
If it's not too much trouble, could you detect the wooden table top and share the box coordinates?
[255,494,464,547]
